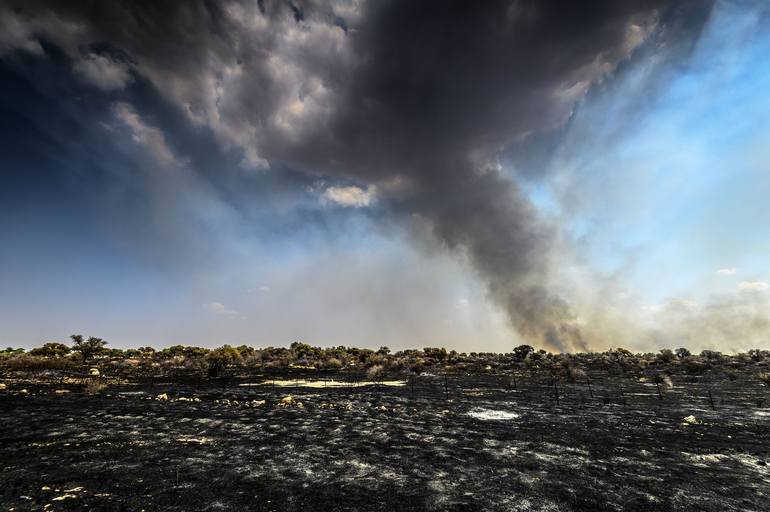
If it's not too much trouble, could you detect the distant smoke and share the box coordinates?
[299,1,712,351]
[0,0,713,350]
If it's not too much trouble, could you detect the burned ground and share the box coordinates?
[2,373,770,511]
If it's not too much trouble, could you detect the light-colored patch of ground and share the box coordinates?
[239,379,405,388]
[682,452,728,464]
[681,451,770,477]
[506,497,565,512]
[176,436,214,445]
[466,408,520,421]
[540,442,589,457]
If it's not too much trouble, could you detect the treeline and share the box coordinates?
[2,336,770,383]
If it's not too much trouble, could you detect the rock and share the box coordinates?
[155,393,169,401]
[280,395,295,405]
[0,383,6,390]
[89,368,100,376]
[682,415,699,425]
[40,486,51,491]
[175,396,201,402]
[377,405,387,411]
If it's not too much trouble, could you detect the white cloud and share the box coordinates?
[717,267,737,276]
[114,102,184,167]
[323,185,376,208]
[205,302,239,316]
[739,281,769,291]
[73,53,132,91]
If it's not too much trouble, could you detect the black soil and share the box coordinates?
[2,374,769,511]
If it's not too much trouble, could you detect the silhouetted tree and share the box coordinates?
[70,335,107,363]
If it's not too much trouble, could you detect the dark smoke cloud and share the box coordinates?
[0,0,713,350]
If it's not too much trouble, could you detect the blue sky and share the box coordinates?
[550,0,770,307]
[1,1,769,352]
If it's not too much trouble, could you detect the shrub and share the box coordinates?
[1,355,77,373]
[653,373,673,388]
[566,366,586,382]
[658,349,675,363]
[84,379,108,395]
[30,342,71,358]
[366,364,385,381]
[0,347,25,357]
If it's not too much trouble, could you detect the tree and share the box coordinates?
[675,347,691,360]
[513,344,534,361]
[205,345,242,377]
[71,335,107,363]
[236,345,255,358]
[30,342,71,358]
[133,346,157,359]
[289,341,314,359]
[423,347,447,361]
